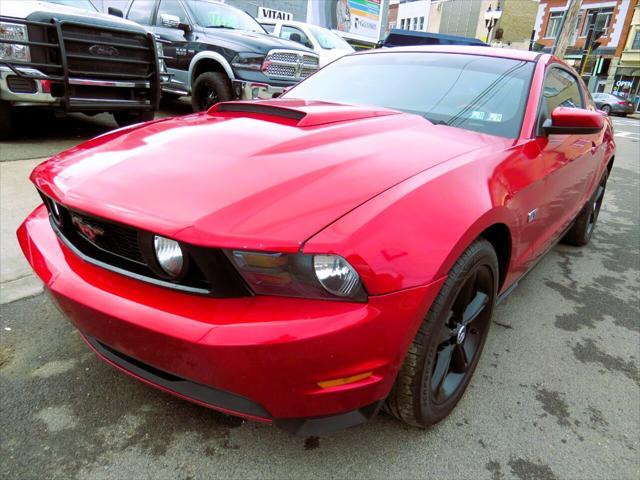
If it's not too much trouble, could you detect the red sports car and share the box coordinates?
[18,46,614,436]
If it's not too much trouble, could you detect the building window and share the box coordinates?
[419,16,425,31]
[389,21,396,30]
[575,12,585,37]
[633,31,640,50]
[581,7,614,37]
[412,17,418,30]
[400,18,405,29]
[545,12,564,39]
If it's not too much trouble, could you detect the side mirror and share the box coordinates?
[543,107,604,135]
[160,13,191,33]
[108,7,123,17]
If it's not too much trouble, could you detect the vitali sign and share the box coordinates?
[258,7,293,21]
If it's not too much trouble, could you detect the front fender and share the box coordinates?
[303,153,518,295]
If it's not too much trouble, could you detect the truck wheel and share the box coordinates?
[385,239,498,427]
[0,102,12,140]
[113,110,155,128]
[191,72,232,112]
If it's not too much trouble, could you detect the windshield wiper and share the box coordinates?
[205,25,236,30]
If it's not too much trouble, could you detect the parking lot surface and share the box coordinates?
[1,110,638,480]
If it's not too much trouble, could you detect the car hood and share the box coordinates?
[199,27,315,55]
[318,48,353,67]
[32,100,501,252]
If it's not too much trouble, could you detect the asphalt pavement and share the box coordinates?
[0,109,638,480]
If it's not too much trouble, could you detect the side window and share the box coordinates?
[262,24,276,34]
[543,68,584,113]
[280,26,313,49]
[126,0,156,25]
[156,0,189,26]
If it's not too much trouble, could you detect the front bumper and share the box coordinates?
[0,66,56,105]
[18,205,444,435]
[233,80,287,101]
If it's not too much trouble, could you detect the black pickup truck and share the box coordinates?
[0,0,166,138]
[123,0,319,111]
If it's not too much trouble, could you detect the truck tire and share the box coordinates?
[191,71,232,112]
[0,102,12,140]
[113,110,155,128]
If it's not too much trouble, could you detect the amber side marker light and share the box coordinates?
[317,371,374,389]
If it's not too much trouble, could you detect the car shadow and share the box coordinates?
[1,98,195,162]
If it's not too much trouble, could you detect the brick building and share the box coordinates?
[533,0,637,93]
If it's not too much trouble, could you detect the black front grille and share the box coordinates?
[40,195,250,298]
[68,210,144,264]
[6,76,37,93]
[61,24,155,80]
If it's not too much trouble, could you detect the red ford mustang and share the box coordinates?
[18,46,614,436]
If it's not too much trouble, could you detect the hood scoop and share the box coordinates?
[211,100,399,127]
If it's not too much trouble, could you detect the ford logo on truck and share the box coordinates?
[89,45,119,57]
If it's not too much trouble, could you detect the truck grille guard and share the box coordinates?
[0,15,169,112]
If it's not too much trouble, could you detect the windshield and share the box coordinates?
[191,0,266,33]
[284,52,534,138]
[307,24,353,50]
[46,0,97,11]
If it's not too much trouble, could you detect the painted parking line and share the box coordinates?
[614,131,640,141]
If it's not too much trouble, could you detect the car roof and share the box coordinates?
[367,45,544,63]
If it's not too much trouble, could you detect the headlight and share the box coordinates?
[231,52,265,71]
[0,22,31,62]
[155,39,167,73]
[153,235,184,278]
[225,250,366,301]
[313,255,360,297]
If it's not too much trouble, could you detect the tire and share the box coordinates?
[601,105,611,115]
[385,238,498,427]
[562,169,608,246]
[113,110,155,128]
[191,71,232,112]
[0,101,12,140]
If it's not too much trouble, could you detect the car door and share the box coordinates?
[534,66,602,249]
[149,0,192,87]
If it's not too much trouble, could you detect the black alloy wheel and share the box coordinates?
[563,169,609,246]
[430,266,493,404]
[385,238,498,427]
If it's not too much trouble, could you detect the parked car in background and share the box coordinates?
[0,0,166,139]
[592,92,635,116]
[18,46,614,436]
[260,20,354,67]
[123,0,319,111]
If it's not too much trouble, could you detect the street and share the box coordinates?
[0,109,639,480]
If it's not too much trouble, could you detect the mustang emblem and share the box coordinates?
[89,45,119,57]
[71,215,104,242]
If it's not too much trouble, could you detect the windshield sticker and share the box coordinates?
[487,113,503,122]
[470,111,485,120]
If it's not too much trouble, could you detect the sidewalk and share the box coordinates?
[1,158,45,304]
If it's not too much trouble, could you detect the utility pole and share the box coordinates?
[551,0,582,59]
